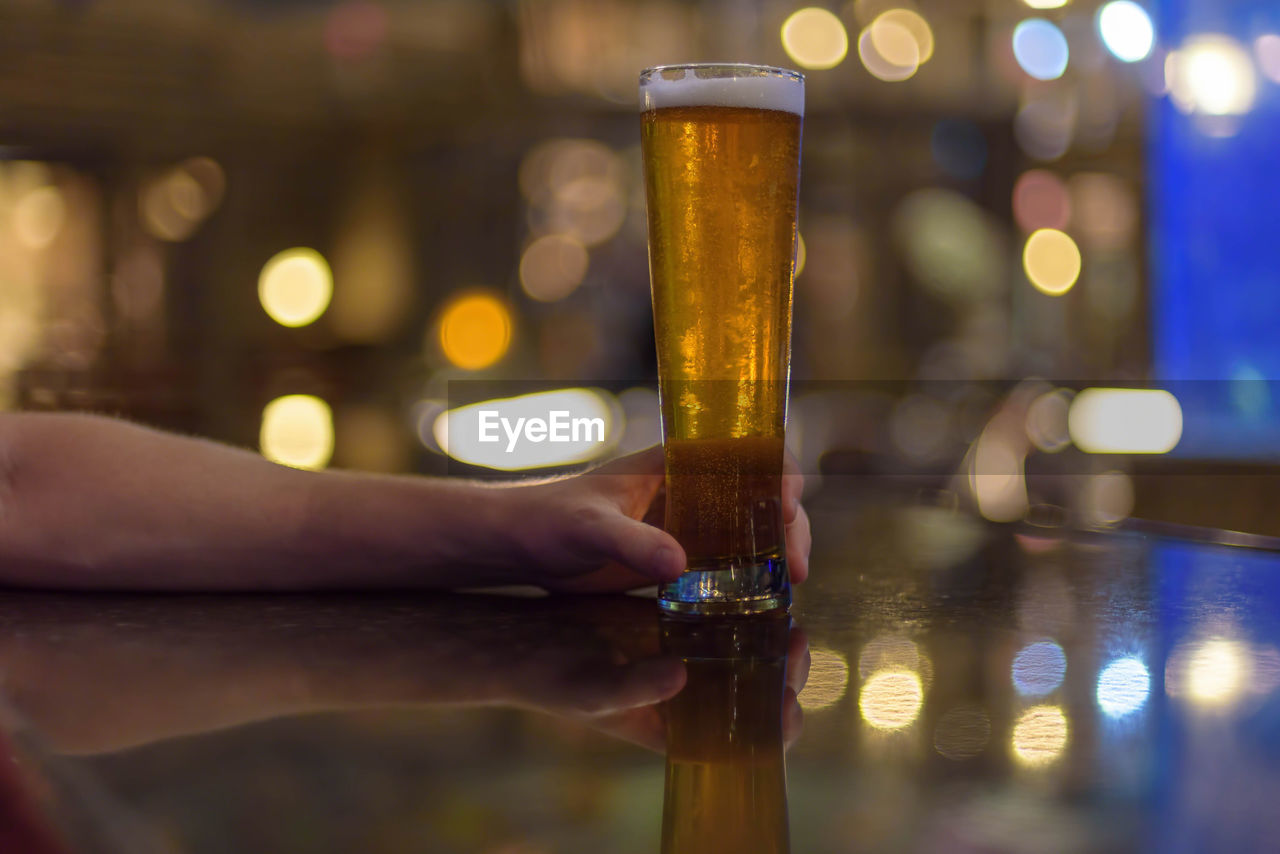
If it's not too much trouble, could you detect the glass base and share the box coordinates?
[658,555,790,616]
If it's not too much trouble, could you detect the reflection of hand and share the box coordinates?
[583,621,812,753]
[493,446,812,594]
[0,593,684,755]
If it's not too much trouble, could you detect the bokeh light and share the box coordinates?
[1097,1,1155,63]
[258,248,333,328]
[1256,34,1280,84]
[1015,96,1077,160]
[893,188,1004,300]
[139,158,224,243]
[1022,228,1081,296]
[324,0,388,61]
[522,138,627,247]
[1011,705,1069,766]
[1023,0,1068,8]
[1096,656,1151,718]
[520,234,589,302]
[1025,388,1073,452]
[859,670,924,731]
[437,292,512,371]
[934,705,992,760]
[799,648,851,712]
[890,394,952,462]
[1166,35,1257,117]
[260,395,334,471]
[781,7,850,70]
[857,10,933,82]
[794,232,807,278]
[13,185,65,249]
[1013,170,1071,232]
[1012,640,1067,696]
[1069,172,1137,248]
[1068,388,1183,453]
[1013,19,1070,81]
[873,9,934,64]
[1080,470,1134,526]
[971,428,1029,523]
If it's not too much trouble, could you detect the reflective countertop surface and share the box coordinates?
[2,487,1280,853]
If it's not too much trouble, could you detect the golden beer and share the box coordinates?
[660,616,792,854]
[640,65,803,614]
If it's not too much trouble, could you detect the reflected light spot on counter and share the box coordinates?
[1023,228,1081,295]
[1012,641,1067,696]
[1097,1,1155,63]
[1166,35,1256,117]
[1256,35,1280,84]
[858,635,931,684]
[1067,388,1182,453]
[799,648,850,712]
[1024,0,1068,8]
[260,395,334,470]
[434,388,617,471]
[1013,19,1070,81]
[520,234,588,302]
[438,292,512,371]
[858,17,919,81]
[258,248,333,328]
[1012,705,1068,766]
[781,8,850,70]
[1185,639,1248,707]
[859,670,923,730]
[12,185,65,249]
[1097,657,1150,718]
[1012,170,1071,233]
[934,705,991,760]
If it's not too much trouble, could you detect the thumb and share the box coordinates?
[574,508,686,583]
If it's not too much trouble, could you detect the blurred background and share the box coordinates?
[1,0,1277,531]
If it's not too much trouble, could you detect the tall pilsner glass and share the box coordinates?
[640,64,803,615]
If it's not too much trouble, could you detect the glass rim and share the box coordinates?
[639,63,804,84]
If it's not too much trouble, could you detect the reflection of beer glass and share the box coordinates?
[639,64,803,615]
[660,617,791,853]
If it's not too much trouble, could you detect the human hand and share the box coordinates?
[494,446,811,594]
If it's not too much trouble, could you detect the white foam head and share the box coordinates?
[640,65,804,117]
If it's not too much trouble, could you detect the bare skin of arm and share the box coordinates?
[0,413,811,593]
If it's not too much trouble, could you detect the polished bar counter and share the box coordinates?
[2,484,1279,853]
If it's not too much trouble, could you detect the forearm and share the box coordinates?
[0,414,522,590]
